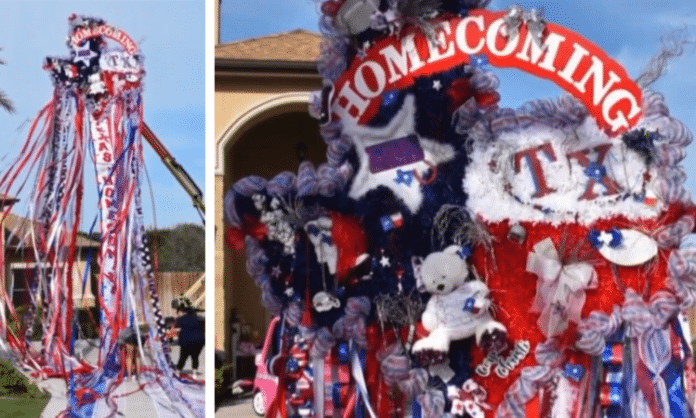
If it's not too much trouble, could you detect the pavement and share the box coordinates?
[27,339,205,417]
[215,396,258,418]
[38,375,160,417]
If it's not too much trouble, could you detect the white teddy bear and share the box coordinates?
[412,245,507,356]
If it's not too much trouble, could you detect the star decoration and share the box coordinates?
[432,79,442,91]
[379,255,391,268]
[73,41,99,67]
[270,265,283,278]
[470,54,489,68]
[285,287,295,297]
[589,228,623,249]
[394,169,414,186]
[598,231,614,247]
[463,297,476,312]
[584,161,606,181]
[380,215,395,231]
[342,95,456,213]
[563,363,584,382]
[550,301,568,319]
[382,90,400,108]
[451,399,466,416]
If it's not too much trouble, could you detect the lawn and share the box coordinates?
[0,358,51,417]
[0,397,50,418]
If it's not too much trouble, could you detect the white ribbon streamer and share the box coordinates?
[351,347,378,418]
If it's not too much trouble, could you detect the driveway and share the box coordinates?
[34,339,205,417]
[215,396,258,418]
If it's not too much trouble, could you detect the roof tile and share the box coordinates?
[216,29,322,62]
[2,213,99,249]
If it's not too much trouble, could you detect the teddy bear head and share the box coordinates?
[416,245,470,295]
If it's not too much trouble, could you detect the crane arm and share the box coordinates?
[140,123,205,224]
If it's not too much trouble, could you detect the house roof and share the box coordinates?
[3,213,100,249]
[215,30,323,76]
[216,29,322,63]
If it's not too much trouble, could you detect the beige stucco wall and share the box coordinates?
[215,0,220,46]
[214,175,225,350]
[72,258,96,308]
[215,77,320,155]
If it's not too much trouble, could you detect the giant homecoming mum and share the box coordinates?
[0,15,204,418]
[225,1,696,417]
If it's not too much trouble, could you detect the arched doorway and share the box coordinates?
[218,101,327,357]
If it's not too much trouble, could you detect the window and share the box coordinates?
[10,267,45,307]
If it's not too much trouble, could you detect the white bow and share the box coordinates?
[526,238,598,338]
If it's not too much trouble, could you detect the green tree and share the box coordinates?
[149,223,204,272]
[0,48,15,113]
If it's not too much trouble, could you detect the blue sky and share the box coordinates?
[220,0,696,198]
[0,0,204,230]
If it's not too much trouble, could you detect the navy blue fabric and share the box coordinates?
[176,312,205,345]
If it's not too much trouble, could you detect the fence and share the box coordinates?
[157,271,203,318]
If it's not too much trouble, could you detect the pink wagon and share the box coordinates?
[251,316,281,416]
[250,316,353,417]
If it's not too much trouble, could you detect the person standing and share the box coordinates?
[173,302,205,377]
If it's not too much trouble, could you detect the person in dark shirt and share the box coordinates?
[173,305,205,377]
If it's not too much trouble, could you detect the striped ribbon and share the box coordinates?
[599,335,623,417]
[333,297,371,348]
[417,388,445,418]
[576,290,693,418]
[0,84,88,376]
[496,341,563,418]
[86,93,141,417]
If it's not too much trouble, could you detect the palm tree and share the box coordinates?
[0,48,15,113]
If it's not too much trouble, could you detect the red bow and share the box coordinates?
[447,78,500,112]
[225,216,266,253]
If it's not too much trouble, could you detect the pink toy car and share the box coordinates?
[250,316,353,417]
[252,316,280,416]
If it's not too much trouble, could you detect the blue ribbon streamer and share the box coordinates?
[663,319,692,418]
[412,398,422,418]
